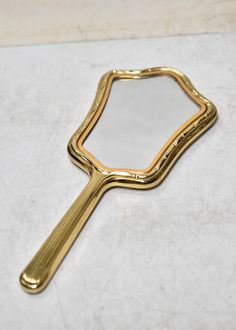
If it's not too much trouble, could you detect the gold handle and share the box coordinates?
[20,170,107,293]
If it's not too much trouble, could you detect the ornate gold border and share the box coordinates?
[68,67,217,189]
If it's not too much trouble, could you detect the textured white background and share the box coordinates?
[0,0,235,46]
[0,33,236,329]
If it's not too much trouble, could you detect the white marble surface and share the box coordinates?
[0,0,235,46]
[0,33,236,329]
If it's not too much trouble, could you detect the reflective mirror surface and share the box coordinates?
[84,76,200,170]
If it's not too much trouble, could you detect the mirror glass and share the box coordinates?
[84,76,199,170]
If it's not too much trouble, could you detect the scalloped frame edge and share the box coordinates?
[67,67,217,189]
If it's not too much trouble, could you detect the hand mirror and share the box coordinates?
[20,67,217,293]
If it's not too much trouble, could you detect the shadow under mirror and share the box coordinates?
[84,76,200,170]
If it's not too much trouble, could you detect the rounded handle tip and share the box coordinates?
[19,272,48,294]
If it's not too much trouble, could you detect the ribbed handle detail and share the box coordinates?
[20,170,106,293]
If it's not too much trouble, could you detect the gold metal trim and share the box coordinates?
[68,67,217,188]
[20,67,217,293]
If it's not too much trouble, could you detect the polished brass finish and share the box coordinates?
[20,67,217,293]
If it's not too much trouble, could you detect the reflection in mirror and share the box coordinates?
[84,76,200,170]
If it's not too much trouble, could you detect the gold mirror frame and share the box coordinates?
[20,67,217,293]
[68,67,217,189]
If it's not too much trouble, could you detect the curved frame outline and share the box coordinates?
[68,67,217,189]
